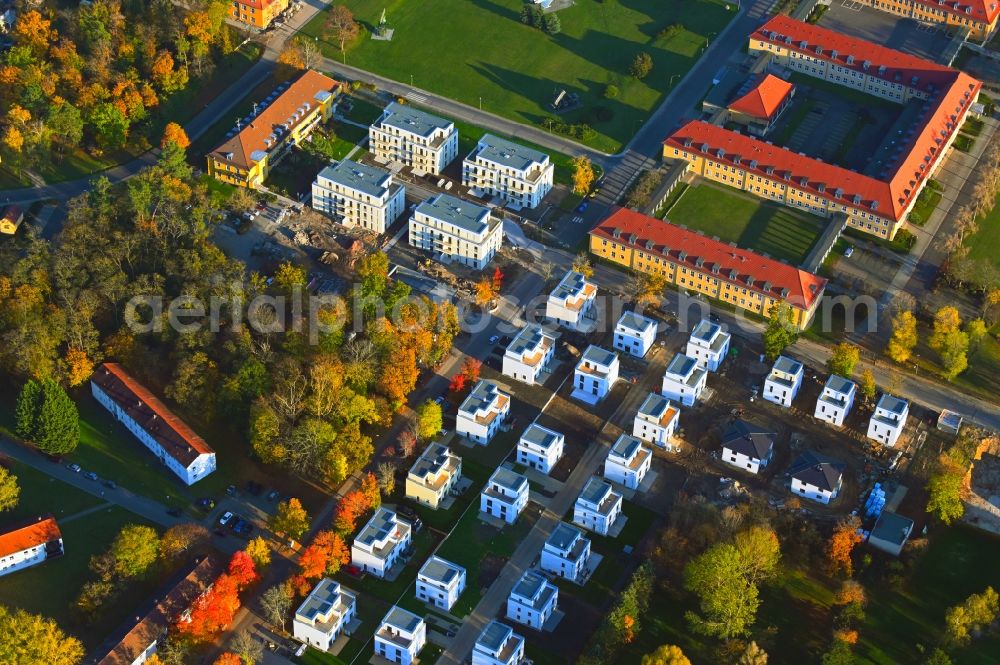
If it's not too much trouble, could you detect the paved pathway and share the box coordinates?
[60,501,115,525]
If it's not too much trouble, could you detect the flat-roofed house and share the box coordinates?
[370,102,458,175]
[764,355,803,408]
[480,468,529,525]
[661,353,707,407]
[292,578,357,652]
[409,193,503,270]
[91,363,216,486]
[604,434,652,490]
[789,451,844,504]
[416,556,466,611]
[0,515,62,578]
[546,270,597,332]
[815,375,857,427]
[472,621,525,665]
[405,442,462,510]
[686,319,731,372]
[374,606,426,665]
[311,159,405,234]
[868,511,915,556]
[572,345,619,405]
[517,423,565,475]
[350,507,412,578]
[463,134,554,209]
[457,380,510,445]
[502,325,555,385]
[613,311,658,358]
[721,419,776,475]
[573,477,623,536]
[540,522,592,583]
[867,394,909,447]
[633,392,680,449]
[506,570,558,630]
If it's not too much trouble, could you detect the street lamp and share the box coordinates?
[410,74,414,87]
[479,96,482,111]
[669,74,680,88]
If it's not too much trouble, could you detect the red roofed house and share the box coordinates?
[727,74,795,135]
[231,0,289,30]
[91,363,217,486]
[589,208,827,330]
[664,16,980,240]
[0,515,63,577]
[855,0,999,41]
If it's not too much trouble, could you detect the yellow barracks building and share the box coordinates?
[856,0,999,41]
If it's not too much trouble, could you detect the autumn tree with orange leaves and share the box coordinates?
[333,490,371,535]
[298,531,350,580]
[178,572,241,641]
[213,653,242,665]
[826,516,863,577]
[161,123,190,151]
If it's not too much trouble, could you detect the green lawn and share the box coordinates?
[964,193,1000,269]
[301,0,735,153]
[1,461,104,523]
[665,182,825,264]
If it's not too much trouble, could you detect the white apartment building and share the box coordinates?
[369,102,458,175]
[572,345,619,405]
[546,270,598,332]
[540,522,592,584]
[416,556,466,612]
[480,467,530,525]
[91,363,216,486]
[764,355,803,408]
[613,311,658,358]
[506,570,559,630]
[457,380,511,445]
[374,606,427,665]
[789,451,844,505]
[472,621,526,665]
[633,392,680,449]
[867,394,910,447]
[517,423,565,475]
[350,507,412,578]
[720,419,776,475]
[0,515,62,578]
[815,375,857,427]
[463,133,554,209]
[661,353,707,407]
[686,319,731,371]
[292,578,357,652]
[573,477,623,536]
[502,324,555,385]
[409,193,503,270]
[604,434,652,490]
[405,442,462,510]
[311,159,405,234]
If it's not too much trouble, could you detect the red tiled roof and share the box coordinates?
[0,515,61,559]
[728,74,794,120]
[91,363,214,467]
[234,0,283,9]
[911,0,1000,24]
[591,209,827,311]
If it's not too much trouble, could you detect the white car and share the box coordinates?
[219,511,235,527]
[844,246,854,258]
[489,335,500,344]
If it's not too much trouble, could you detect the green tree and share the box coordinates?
[926,457,965,525]
[0,604,84,664]
[820,639,854,665]
[827,342,861,378]
[89,103,129,149]
[415,400,443,441]
[641,644,691,665]
[886,310,918,364]
[260,583,294,631]
[684,543,760,639]
[859,368,877,405]
[945,587,999,645]
[14,379,42,440]
[925,648,953,665]
[111,524,161,579]
[604,84,620,99]
[733,526,781,585]
[966,318,988,354]
[939,329,970,380]
[543,12,561,34]
[16,378,80,455]
[630,52,653,79]
[762,302,798,361]
[929,306,962,352]
[270,498,310,541]
[0,467,19,513]
[737,641,769,665]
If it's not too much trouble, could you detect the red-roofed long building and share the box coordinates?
[91,363,216,486]
[0,515,63,577]
[664,16,980,240]
[589,209,827,329]
[856,0,999,41]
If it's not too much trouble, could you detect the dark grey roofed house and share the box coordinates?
[721,419,776,461]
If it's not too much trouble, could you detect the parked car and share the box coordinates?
[266,489,280,502]
[844,246,854,258]
[67,463,82,473]
[489,335,500,344]
[219,511,235,526]
[576,200,589,214]
[103,480,117,490]
[196,497,216,511]
[433,395,446,406]
[84,471,99,481]
[225,484,237,497]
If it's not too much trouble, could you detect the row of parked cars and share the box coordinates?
[64,462,184,516]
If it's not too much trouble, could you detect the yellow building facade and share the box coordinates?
[230,0,289,30]
[856,0,999,41]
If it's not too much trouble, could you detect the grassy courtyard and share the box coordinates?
[302,0,735,153]
[1,461,104,523]
[665,182,825,264]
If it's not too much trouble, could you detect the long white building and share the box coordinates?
[502,324,555,386]
[91,363,216,486]
[463,133,553,209]
[409,193,504,270]
[311,159,405,234]
[0,515,63,578]
[350,507,412,578]
[370,102,458,175]
[293,578,357,652]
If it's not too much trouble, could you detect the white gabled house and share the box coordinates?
[540,522,592,584]
[350,507,412,578]
[374,606,427,665]
[789,451,844,505]
[867,394,909,447]
[764,355,803,408]
[633,392,680,449]
[815,375,857,427]
[462,133,554,210]
[457,380,511,445]
[604,434,652,490]
[572,345,619,405]
[405,442,462,510]
[572,477,623,536]
[686,319,731,371]
[472,621,526,665]
[416,556,466,612]
[546,270,597,332]
[720,419,776,475]
[506,570,558,630]
[0,515,63,578]
[613,311,658,358]
[480,468,530,525]
[502,324,555,386]
[661,353,707,407]
[517,423,565,475]
[292,578,357,652]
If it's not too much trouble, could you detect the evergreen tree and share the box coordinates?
[15,379,79,455]
[14,379,42,439]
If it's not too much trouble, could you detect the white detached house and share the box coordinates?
[572,345,619,405]
[502,324,555,386]
[457,380,511,445]
[686,319,731,371]
[661,353,707,407]
[604,434,652,490]
[546,270,597,332]
[374,606,427,665]
[613,311,658,358]
[351,507,412,578]
[789,451,844,504]
[720,419,776,474]
[764,355,803,408]
[540,522,592,584]
[815,375,857,427]
[292,579,357,652]
[573,477,623,536]
[633,392,680,449]
[867,394,909,447]
[416,556,466,612]
[480,467,530,524]
[507,570,558,630]
[473,621,525,665]
[517,423,565,475]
